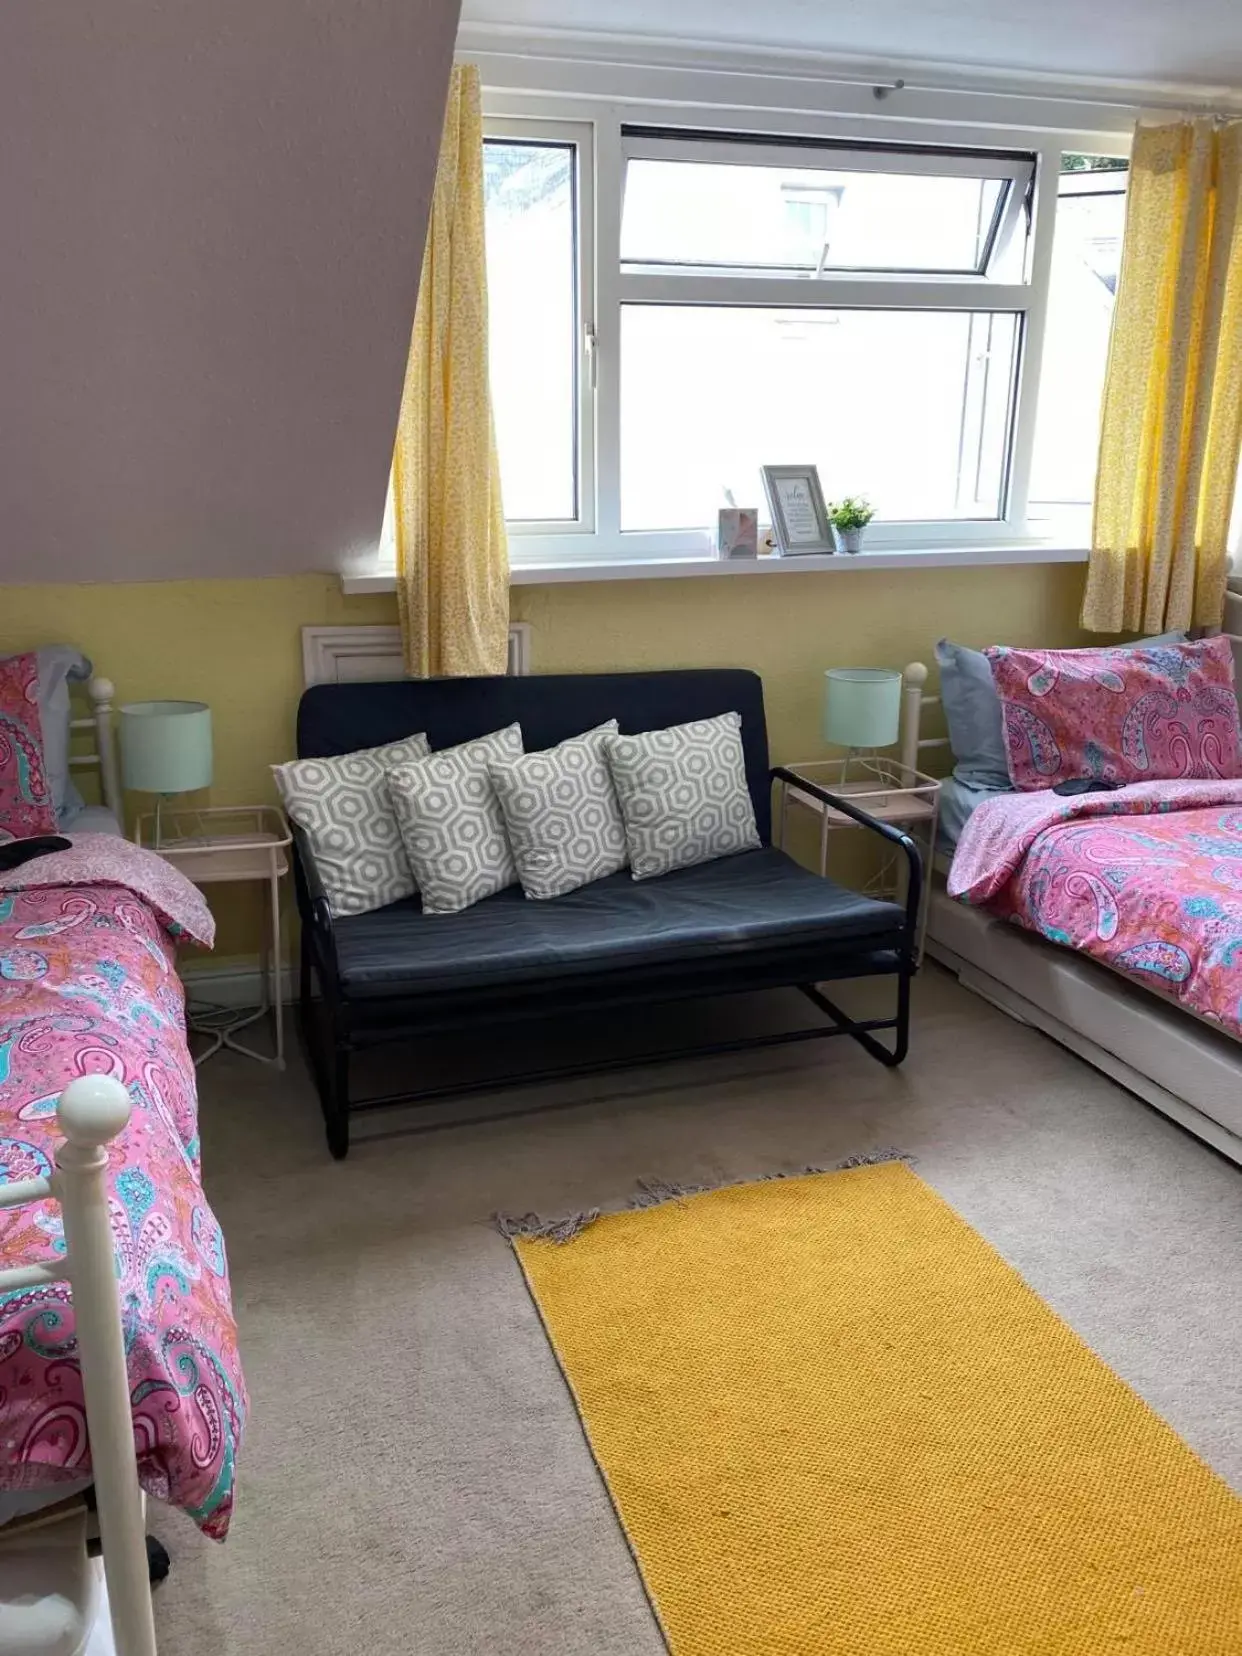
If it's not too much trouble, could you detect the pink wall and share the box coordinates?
[0,1,461,584]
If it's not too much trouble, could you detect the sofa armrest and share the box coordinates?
[289,821,341,985]
[770,766,923,947]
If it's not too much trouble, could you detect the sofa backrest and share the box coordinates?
[296,669,774,842]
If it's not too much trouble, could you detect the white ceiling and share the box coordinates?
[460,0,1242,92]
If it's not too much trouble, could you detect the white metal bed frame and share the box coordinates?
[70,677,124,818]
[900,652,1242,1169]
[0,1081,157,1656]
[0,678,157,1653]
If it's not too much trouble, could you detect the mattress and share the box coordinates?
[936,775,1013,854]
[62,802,123,837]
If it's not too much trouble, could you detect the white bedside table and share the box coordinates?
[136,806,291,1068]
[776,758,940,959]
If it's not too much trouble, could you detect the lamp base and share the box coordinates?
[837,749,894,809]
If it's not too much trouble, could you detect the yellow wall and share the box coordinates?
[513,563,1090,759]
[0,562,1090,960]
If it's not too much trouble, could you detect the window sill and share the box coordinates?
[340,543,1089,595]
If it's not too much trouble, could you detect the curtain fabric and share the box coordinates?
[392,65,509,677]
[1083,119,1242,634]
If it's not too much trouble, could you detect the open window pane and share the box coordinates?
[621,160,1012,276]
[484,139,578,522]
[620,306,1020,531]
[1028,158,1129,516]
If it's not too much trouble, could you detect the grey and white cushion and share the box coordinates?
[605,712,760,881]
[489,722,627,901]
[386,724,524,915]
[272,733,429,917]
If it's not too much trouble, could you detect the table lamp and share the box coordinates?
[822,668,902,780]
[119,700,213,846]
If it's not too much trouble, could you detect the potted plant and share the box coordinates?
[827,496,875,554]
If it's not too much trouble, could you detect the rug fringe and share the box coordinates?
[629,1176,708,1209]
[495,1150,912,1245]
[495,1209,602,1243]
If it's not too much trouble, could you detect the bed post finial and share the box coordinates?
[901,663,929,775]
[57,1074,132,1147]
[88,677,124,820]
[56,1074,158,1656]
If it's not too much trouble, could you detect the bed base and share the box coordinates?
[0,1079,159,1656]
[925,886,1242,1167]
[899,656,1242,1169]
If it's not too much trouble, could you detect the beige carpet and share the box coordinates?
[153,967,1242,1655]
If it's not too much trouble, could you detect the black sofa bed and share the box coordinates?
[291,668,920,1157]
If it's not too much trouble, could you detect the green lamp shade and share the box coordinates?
[119,701,213,794]
[822,668,901,750]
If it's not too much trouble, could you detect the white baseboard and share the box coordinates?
[180,959,295,1008]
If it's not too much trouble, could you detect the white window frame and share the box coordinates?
[374,77,1131,576]
[618,129,1034,280]
[484,116,596,537]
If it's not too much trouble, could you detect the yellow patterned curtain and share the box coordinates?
[392,64,509,677]
[1082,119,1242,634]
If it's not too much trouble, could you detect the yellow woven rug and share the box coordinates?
[511,1162,1242,1655]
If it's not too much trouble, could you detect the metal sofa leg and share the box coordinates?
[326,1042,351,1160]
[298,924,314,1030]
[802,965,913,1068]
[296,943,351,1158]
[883,967,912,1068]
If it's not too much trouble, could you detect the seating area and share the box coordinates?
[291,669,920,1157]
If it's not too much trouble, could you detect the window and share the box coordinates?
[1028,156,1129,522]
[620,308,1020,529]
[617,133,1031,278]
[484,139,579,521]
[466,107,1129,568]
[482,119,594,533]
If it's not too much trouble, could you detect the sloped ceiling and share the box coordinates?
[0,1,461,584]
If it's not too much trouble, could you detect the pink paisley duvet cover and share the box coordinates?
[949,780,1242,1038]
[0,837,246,1539]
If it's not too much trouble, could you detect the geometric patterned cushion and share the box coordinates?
[489,722,627,900]
[272,733,430,917]
[385,724,524,915]
[0,652,58,843]
[605,712,761,881]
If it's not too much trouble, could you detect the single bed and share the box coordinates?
[901,645,1242,1169]
[0,662,245,1654]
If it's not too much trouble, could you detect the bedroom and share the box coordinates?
[1,0,1240,1652]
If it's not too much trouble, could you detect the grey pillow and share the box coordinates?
[273,733,429,917]
[1,647,93,824]
[387,724,523,915]
[605,712,760,882]
[936,631,1188,790]
[490,722,627,901]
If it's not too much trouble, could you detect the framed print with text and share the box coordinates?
[760,465,834,555]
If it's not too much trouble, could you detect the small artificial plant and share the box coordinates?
[826,496,875,531]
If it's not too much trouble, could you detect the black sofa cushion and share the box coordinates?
[297,669,775,843]
[330,847,903,997]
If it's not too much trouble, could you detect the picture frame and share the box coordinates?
[716,506,760,559]
[760,465,834,555]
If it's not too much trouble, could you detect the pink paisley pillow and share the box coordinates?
[985,635,1242,791]
[0,652,58,841]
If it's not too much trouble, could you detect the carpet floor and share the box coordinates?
[153,967,1242,1656]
